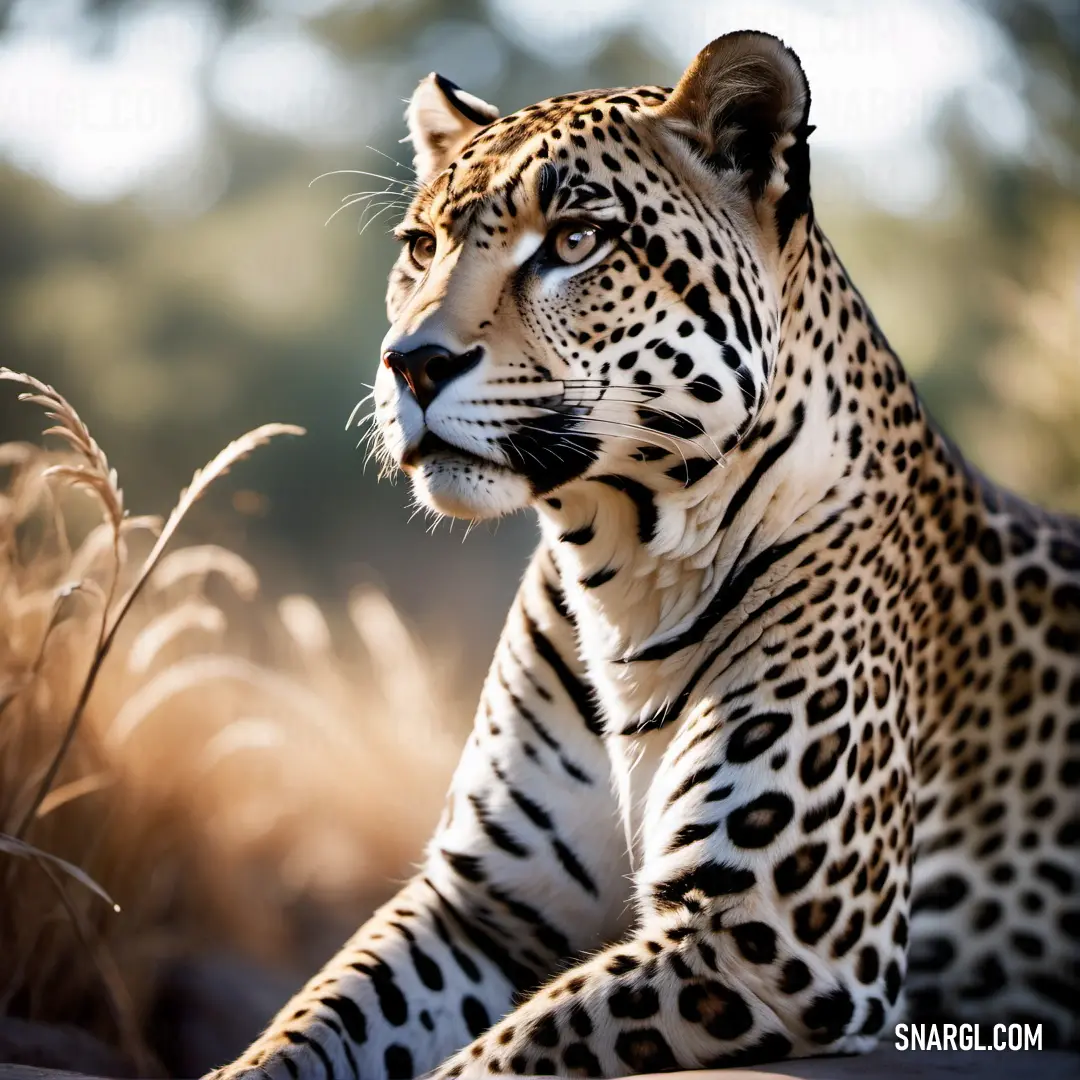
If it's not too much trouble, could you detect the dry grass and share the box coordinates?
[0,371,467,1074]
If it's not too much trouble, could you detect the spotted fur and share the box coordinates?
[211,31,1080,1080]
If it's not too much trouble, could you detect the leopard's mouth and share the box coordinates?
[401,431,508,473]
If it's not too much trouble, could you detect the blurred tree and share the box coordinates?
[0,0,1076,677]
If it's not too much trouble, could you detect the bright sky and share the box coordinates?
[0,0,1030,213]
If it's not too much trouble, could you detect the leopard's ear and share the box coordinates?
[658,31,813,247]
[406,73,499,184]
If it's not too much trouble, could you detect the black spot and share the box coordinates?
[911,874,968,913]
[411,945,444,990]
[832,910,865,958]
[773,842,827,896]
[978,528,1003,565]
[684,283,728,345]
[320,996,368,1046]
[611,178,637,220]
[972,899,1002,931]
[654,860,756,909]
[1027,973,1077,1011]
[1035,860,1074,894]
[528,1012,559,1047]
[856,946,879,985]
[614,1028,679,1071]
[726,711,792,763]
[537,162,559,214]
[859,998,886,1036]
[350,958,408,1026]
[682,229,703,259]
[384,1044,413,1079]
[687,374,723,402]
[637,406,705,440]
[826,852,858,886]
[731,921,777,964]
[893,915,908,948]
[667,820,719,851]
[799,724,851,788]
[802,986,854,1044]
[645,235,667,267]
[806,680,848,725]
[793,897,842,945]
[666,457,718,486]
[606,953,640,975]
[802,789,846,833]
[1011,932,1044,958]
[775,677,807,700]
[665,763,722,807]
[552,833,604,894]
[884,960,903,1004]
[569,1002,592,1036]
[561,524,594,545]
[726,791,794,848]
[608,983,661,1019]
[581,566,617,589]
[678,981,754,1040]
[909,936,955,974]
[462,995,489,1037]
[443,849,486,883]
[959,955,1008,1000]
[1049,539,1080,571]
[780,958,812,994]
[562,1043,602,1077]
[468,794,531,857]
[664,258,689,293]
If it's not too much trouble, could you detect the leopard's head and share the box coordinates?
[374,31,813,520]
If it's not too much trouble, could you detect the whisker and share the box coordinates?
[502,421,598,470]
[559,379,700,393]
[576,403,726,467]
[325,192,395,227]
[338,191,411,211]
[561,396,726,462]
[519,400,711,455]
[505,410,696,473]
[309,168,419,192]
[352,197,397,229]
[358,200,403,237]
[324,194,407,228]
[345,392,376,431]
[570,417,694,472]
[363,145,417,177]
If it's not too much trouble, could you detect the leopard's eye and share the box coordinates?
[407,232,437,269]
[551,222,602,265]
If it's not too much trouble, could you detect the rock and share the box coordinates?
[147,954,301,1079]
[0,1018,133,1077]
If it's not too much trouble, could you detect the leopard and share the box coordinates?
[211,30,1080,1080]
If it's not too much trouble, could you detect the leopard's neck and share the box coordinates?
[536,219,932,732]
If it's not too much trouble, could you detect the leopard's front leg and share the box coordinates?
[435,641,912,1077]
[207,548,628,1080]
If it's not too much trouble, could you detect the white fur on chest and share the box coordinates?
[606,725,680,879]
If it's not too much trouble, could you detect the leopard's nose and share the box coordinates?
[381,344,482,411]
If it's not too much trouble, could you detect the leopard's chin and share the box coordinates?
[409,451,533,520]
